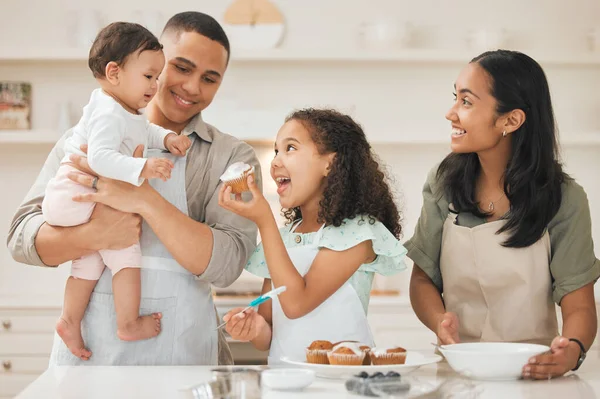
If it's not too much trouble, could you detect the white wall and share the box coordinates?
[1,0,599,300]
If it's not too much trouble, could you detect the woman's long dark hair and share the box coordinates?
[282,108,402,239]
[438,50,568,248]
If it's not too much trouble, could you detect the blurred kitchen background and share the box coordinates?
[1,0,599,395]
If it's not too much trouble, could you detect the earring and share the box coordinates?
[502,131,507,137]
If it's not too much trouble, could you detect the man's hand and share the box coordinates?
[89,204,142,250]
[67,144,153,214]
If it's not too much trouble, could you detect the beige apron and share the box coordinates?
[440,210,558,345]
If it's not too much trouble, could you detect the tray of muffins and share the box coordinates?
[280,340,442,379]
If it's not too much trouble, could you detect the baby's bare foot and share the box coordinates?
[117,313,162,341]
[56,317,92,360]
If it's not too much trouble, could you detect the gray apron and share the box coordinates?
[50,135,221,365]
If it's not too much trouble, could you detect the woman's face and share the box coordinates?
[446,63,506,154]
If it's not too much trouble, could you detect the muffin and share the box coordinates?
[359,345,372,365]
[370,346,407,365]
[327,342,366,366]
[219,162,255,194]
[332,341,371,365]
[306,340,334,364]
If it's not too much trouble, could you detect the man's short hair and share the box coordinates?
[88,22,163,79]
[162,11,230,60]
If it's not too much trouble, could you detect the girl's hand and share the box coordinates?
[522,336,580,379]
[218,175,272,227]
[223,307,267,342]
[437,312,460,345]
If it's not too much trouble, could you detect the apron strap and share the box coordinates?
[447,204,459,224]
[289,219,303,233]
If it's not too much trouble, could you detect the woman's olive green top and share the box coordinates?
[405,166,600,304]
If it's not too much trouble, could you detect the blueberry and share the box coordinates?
[386,371,400,378]
[369,372,385,379]
[357,371,369,379]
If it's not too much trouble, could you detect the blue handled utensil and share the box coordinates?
[215,286,287,330]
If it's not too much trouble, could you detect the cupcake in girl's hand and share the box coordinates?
[219,162,255,194]
[370,346,407,365]
[306,340,334,364]
[327,342,367,366]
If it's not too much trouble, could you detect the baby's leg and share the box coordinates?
[56,253,104,360]
[102,244,161,341]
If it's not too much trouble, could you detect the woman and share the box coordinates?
[406,49,599,380]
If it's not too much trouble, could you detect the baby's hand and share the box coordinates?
[223,307,265,342]
[165,133,192,156]
[141,158,174,181]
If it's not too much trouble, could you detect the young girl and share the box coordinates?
[218,108,407,363]
[406,50,599,379]
[42,22,191,360]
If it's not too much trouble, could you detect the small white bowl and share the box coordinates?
[261,368,315,391]
[439,342,550,381]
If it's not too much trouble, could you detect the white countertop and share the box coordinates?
[0,293,410,309]
[15,355,600,399]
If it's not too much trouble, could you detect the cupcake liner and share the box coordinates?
[305,348,330,364]
[327,351,365,366]
[223,168,255,194]
[361,349,372,366]
[371,352,407,365]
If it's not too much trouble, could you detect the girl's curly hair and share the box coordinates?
[282,108,402,239]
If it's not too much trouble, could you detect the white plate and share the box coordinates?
[439,342,550,381]
[280,351,442,379]
[261,368,315,390]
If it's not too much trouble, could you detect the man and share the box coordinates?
[7,11,261,365]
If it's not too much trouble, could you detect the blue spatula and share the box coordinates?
[215,285,287,330]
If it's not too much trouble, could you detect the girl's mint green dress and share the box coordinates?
[245,215,407,313]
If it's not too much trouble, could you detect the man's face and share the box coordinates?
[155,31,228,125]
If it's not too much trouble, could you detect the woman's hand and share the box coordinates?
[522,336,580,379]
[218,175,273,228]
[223,307,268,342]
[437,312,460,345]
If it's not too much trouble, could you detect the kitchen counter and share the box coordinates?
[0,293,408,309]
[15,354,600,399]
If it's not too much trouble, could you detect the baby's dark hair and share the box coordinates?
[283,108,403,239]
[88,22,163,79]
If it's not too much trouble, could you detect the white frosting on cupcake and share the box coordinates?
[332,342,367,356]
[219,162,254,181]
[370,346,406,356]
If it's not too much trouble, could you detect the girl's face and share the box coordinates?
[270,120,334,210]
[446,63,506,153]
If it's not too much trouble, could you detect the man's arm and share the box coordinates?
[7,133,76,266]
[139,142,262,286]
[7,132,141,266]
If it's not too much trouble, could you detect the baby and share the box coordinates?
[42,22,191,360]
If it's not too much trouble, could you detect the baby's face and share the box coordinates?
[117,49,165,111]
